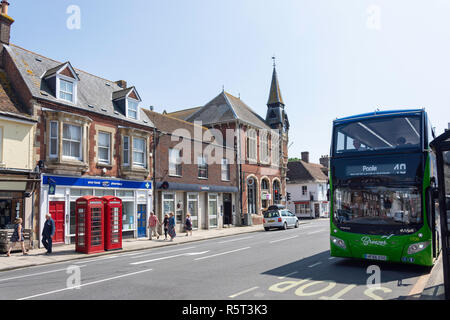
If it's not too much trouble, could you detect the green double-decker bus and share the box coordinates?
[329,109,441,267]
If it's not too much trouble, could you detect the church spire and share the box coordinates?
[267,56,284,106]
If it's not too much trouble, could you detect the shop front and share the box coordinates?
[156,182,238,233]
[0,172,40,252]
[40,175,152,245]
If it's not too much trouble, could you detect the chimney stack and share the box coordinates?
[0,0,13,46]
[319,155,330,168]
[301,151,309,163]
[115,80,127,89]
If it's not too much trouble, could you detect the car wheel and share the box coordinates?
[282,222,287,230]
[295,220,299,228]
[264,227,270,231]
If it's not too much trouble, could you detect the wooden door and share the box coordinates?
[49,201,65,243]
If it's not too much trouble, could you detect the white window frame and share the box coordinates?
[198,155,208,179]
[127,98,139,120]
[62,123,82,161]
[187,193,199,230]
[56,74,77,104]
[132,137,146,168]
[246,128,257,161]
[271,129,280,166]
[260,130,269,164]
[123,135,130,166]
[169,148,182,176]
[98,131,111,165]
[49,121,58,159]
[221,158,230,181]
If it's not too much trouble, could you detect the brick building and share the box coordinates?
[169,63,289,225]
[144,110,238,233]
[0,2,155,245]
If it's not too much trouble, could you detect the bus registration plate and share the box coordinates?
[364,254,387,261]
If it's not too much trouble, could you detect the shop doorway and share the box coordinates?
[223,193,232,226]
[49,201,65,244]
[137,204,147,238]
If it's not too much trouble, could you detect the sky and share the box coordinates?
[8,0,450,163]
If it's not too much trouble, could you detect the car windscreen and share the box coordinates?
[333,115,421,155]
[264,211,280,218]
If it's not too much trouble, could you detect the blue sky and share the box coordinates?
[9,0,450,163]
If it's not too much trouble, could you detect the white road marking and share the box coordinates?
[278,271,298,279]
[308,262,323,268]
[0,265,87,282]
[17,269,153,300]
[329,257,336,260]
[269,235,299,244]
[74,255,119,264]
[307,230,327,235]
[219,236,254,243]
[229,286,259,298]
[194,247,251,261]
[130,246,197,259]
[131,251,210,265]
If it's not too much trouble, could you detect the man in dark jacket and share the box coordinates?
[42,213,55,255]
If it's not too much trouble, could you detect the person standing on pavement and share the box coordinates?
[168,212,176,241]
[185,213,192,237]
[42,213,55,255]
[148,211,160,240]
[6,218,28,257]
[162,213,170,240]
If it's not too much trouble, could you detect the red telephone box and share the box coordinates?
[75,196,105,254]
[102,196,123,251]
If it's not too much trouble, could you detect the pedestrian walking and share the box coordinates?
[148,211,160,240]
[185,213,193,236]
[162,213,169,240]
[6,218,28,257]
[168,212,176,241]
[42,213,55,255]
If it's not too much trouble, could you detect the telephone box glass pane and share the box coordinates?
[78,208,85,247]
[91,207,102,246]
[112,207,120,244]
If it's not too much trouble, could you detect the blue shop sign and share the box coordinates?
[43,175,152,190]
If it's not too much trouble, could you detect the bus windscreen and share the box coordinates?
[334,116,421,155]
[334,186,422,226]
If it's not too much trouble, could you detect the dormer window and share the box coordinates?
[43,61,79,105]
[127,98,139,120]
[112,86,142,120]
[59,79,74,102]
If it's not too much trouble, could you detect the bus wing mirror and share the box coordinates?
[432,187,439,200]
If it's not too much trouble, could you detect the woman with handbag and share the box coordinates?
[6,218,28,257]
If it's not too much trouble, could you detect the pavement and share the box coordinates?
[0,220,315,273]
[417,252,446,300]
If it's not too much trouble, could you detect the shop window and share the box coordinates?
[163,193,175,217]
[95,189,115,197]
[122,201,135,231]
[116,190,134,198]
[188,193,198,229]
[208,194,218,228]
[71,188,93,197]
[0,200,12,229]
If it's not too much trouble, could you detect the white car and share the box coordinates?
[263,207,299,231]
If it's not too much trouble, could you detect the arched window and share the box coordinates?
[261,178,270,210]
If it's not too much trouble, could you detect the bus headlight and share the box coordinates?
[331,236,347,250]
[407,241,430,255]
